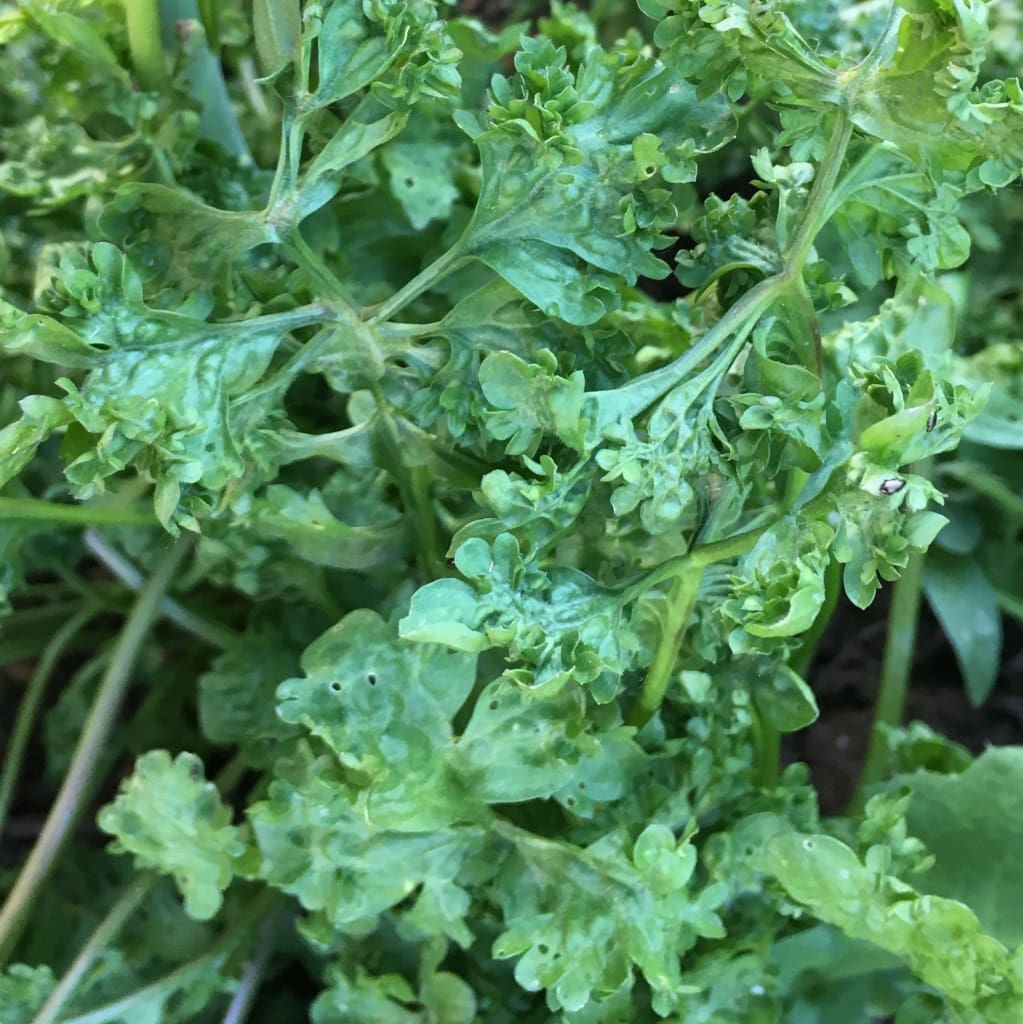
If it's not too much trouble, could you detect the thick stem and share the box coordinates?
[782,105,853,278]
[0,538,191,965]
[629,569,703,729]
[753,712,781,790]
[123,0,167,90]
[29,875,156,1024]
[0,607,98,839]
[618,519,774,606]
[856,549,926,796]
[0,498,155,527]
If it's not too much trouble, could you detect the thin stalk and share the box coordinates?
[29,875,156,1024]
[83,531,237,650]
[0,538,192,965]
[0,498,155,527]
[283,230,357,308]
[59,891,279,1024]
[630,569,703,729]
[123,0,167,90]
[855,549,926,798]
[367,241,470,325]
[0,607,99,838]
[220,912,279,1024]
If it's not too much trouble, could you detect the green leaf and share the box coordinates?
[97,751,245,920]
[454,679,586,803]
[308,0,461,110]
[478,350,587,456]
[248,744,486,943]
[245,484,409,572]
[492,825,725,1016]
[400,534,641,698]
[0,965,55,1024]
[892,748,1023,948]
[762,829,1023,1017]
[923,548,1002,705]
[458,36,733,324]
[198,629,303,765]
[381,135,462,230]
[0,396,72,490]
[6,244,324,527]
[276,609,479,829]
[754,664,820,733]
[253,0,302,75]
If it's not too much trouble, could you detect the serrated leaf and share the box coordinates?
[97,751,244,920]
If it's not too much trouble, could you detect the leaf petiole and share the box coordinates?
[629,569,703,729]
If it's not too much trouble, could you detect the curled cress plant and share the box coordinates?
[1,2,1023,1023]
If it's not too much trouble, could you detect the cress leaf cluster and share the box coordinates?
[2,1,1023,1023]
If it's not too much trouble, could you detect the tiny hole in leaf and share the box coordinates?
[488,699,499,710]
[538,943,549,955]
[366,673,377,686]
[329,681,341,692]
[404,177,414,187]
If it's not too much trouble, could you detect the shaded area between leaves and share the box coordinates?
[788,594,1023,814]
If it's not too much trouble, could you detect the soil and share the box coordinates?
[790,592,1023,813]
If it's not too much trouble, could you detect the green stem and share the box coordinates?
[0,538,192,966]
[0,607,99,839]
[856,549,926,797]
[123,0,167,90]
[29,875,156,1024]
[372,394,445,580]
[367,241,470,325]
[0,498,155,527]
[630,569,703,729]
[83,531,237,650]
[589,276,783,431]
[375,320,445,340]
[283,228,358,310]
[618,518,775,605]
[782,104,853,278]
[753,711,781,790]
